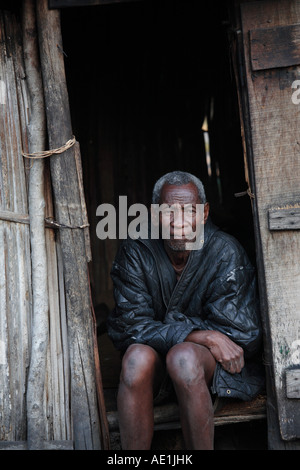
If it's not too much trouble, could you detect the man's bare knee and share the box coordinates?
[166,343,211,385]
[120,344,159,389]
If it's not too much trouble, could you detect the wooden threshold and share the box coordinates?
[106,392,267,432]
[0,440,74,450]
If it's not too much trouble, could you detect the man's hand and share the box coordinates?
[184,330,244,374]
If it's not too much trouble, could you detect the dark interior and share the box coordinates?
[60,0,255,388]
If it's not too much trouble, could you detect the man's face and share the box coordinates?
[158,182,209,252]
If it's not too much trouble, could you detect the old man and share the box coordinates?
[107,170,264,450]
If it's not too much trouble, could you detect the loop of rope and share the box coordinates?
[22,135,76,159]
[234,187,255,199]
[247,188,255,199]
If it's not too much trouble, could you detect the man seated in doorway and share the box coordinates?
[107,170,264,450]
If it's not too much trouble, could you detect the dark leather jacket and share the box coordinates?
[107,218,265,400]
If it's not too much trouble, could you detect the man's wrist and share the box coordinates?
[184,329,213,347]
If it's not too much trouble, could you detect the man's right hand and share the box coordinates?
[184,329,244,374]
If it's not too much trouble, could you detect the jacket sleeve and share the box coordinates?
[165,253,262,358]
[107,242,198,355]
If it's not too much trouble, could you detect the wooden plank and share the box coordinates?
[23,0,49,449]
[286,369,300,398]
[36,0,105,449]
[268,206,300,230]
[153,413,267,431]
[44,164,72,442]
[0,209,71,229]
[74,141,92,262]
[0,440,73,450]
[106,395,267,432]
[250,24,300,71]
[240,0,300,442]
[0,209,29,224]
[0,9,32,442]
[49,0,141,9]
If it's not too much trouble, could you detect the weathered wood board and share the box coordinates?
[0,9,32,442]
[286,368,300,399]
[268,206,300,230]
[240,0,300,440]
[36,0,103,449]
[0,5,73,446]
[250,23,300,71]
[106,394,267,432]
[48,0,141,8]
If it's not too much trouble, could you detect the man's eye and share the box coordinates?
[185,208,194,215]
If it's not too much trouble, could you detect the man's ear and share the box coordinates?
[203,202,209,224]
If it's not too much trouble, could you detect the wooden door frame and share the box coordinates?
[229,0,300,449]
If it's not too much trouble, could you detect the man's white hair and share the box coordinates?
[152,170,207,205]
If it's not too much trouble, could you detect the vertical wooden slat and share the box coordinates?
[22,0,49,449]
[239,0,300,444]
[44,165,71,441]
[22,0,73,445]
[0,10,31,441]
[36,0,103,449]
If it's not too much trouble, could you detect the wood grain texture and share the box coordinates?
[106,394,267,432]
[0,10,31,442]
[49,0,140,8]
[268,206,300,230]
[0,4,73,447]
[36,0,102,449]
[286,369,300,398]
[241,0,300,441]
[250,24,300,70]
[23,0,49,449]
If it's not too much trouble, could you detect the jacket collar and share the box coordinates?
[138,217,219,309]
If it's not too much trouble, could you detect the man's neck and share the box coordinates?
[163,242,190,268]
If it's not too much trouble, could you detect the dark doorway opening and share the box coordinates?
[60,0,267,450]
[60,0,255,388]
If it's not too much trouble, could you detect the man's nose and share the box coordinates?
[172,210,188,228]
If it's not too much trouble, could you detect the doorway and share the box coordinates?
[60,0,255,389]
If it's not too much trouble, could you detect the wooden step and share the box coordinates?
[106,393,267,432]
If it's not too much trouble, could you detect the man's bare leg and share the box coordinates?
[166,342,216,450]
[117,344,165,450]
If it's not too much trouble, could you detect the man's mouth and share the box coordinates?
[170,230,195,241]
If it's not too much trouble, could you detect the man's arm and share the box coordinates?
[165,258,261,360]
[164,247,261,373]
[184,329,244,374]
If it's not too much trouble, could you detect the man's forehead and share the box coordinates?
[160,182,200,203]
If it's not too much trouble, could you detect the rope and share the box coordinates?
[234,187,255,199]
[247,188,255,199]
[45,217,89,230]
[22,135,76,159]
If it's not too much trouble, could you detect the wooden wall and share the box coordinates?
[237,0,300,445]
[0,2,104,449]
[0,7,72,445]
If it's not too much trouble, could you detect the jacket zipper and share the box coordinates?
[165,250,194,314]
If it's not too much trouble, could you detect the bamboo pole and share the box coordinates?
[36,0,104,449]
[22,0,49,450]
